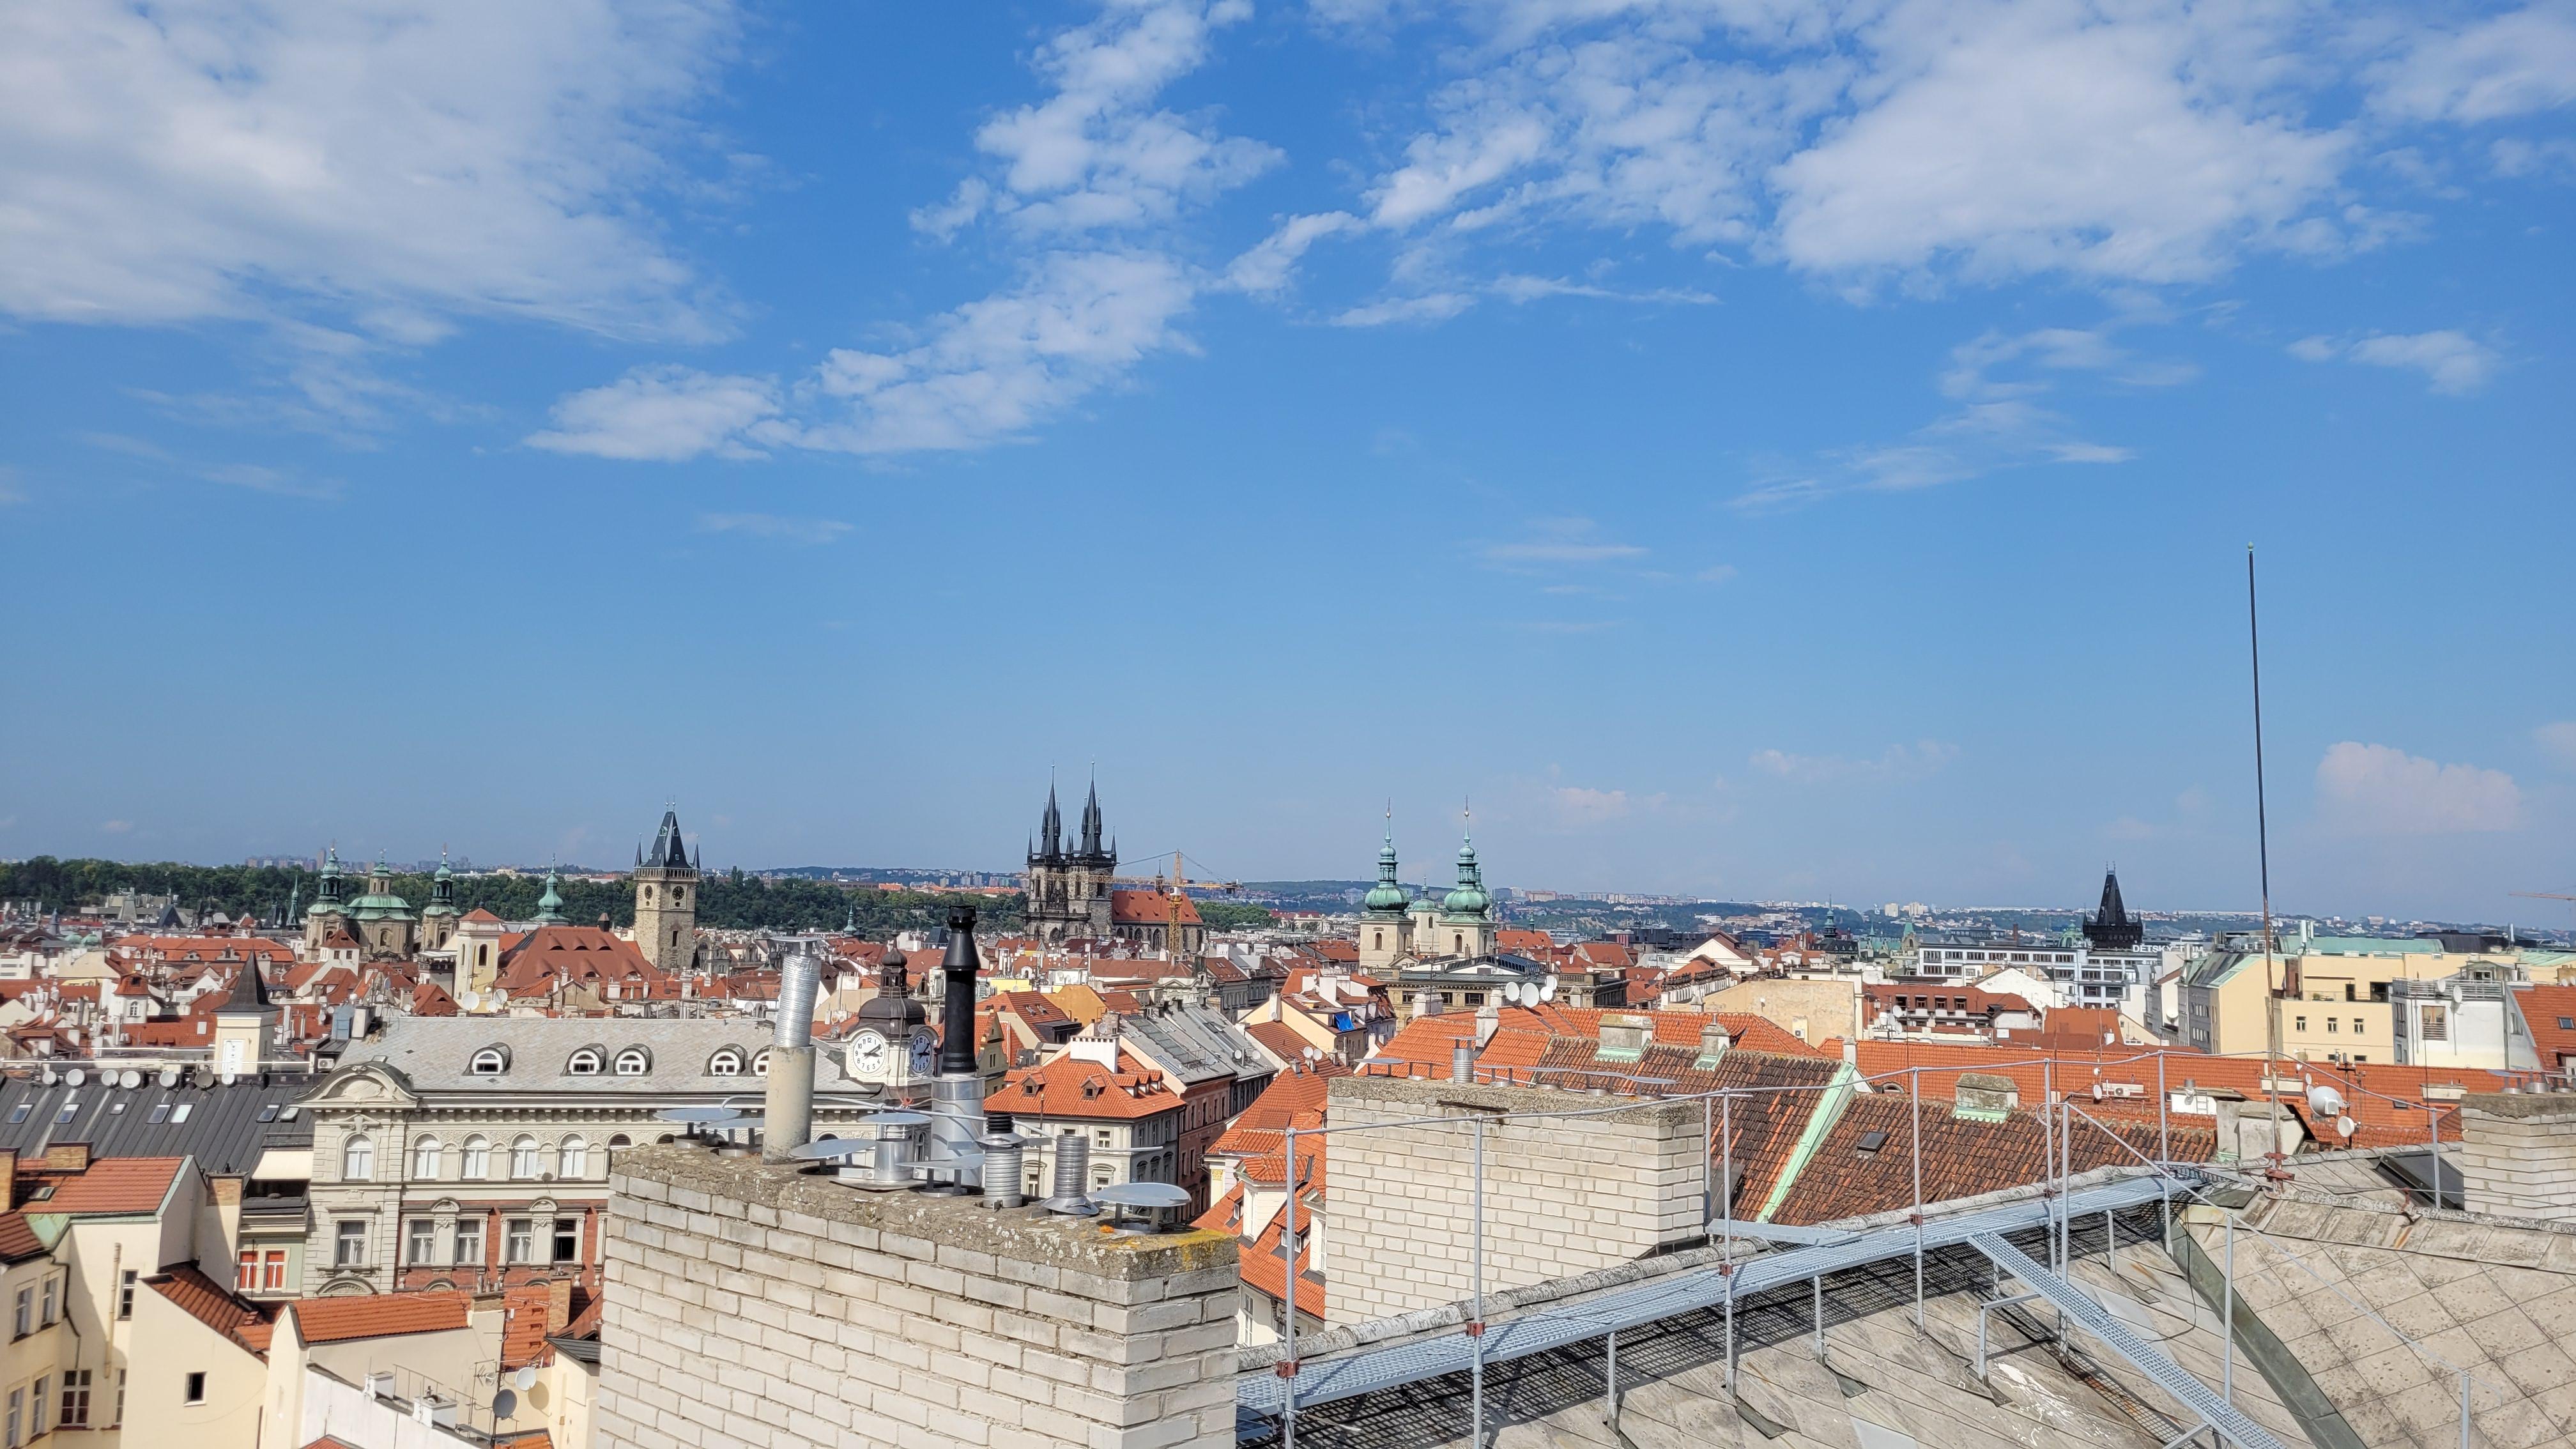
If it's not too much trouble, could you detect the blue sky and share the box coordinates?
[4,1,2573,922]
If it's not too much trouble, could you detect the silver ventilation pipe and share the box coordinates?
[1040,1131,1096,1215]
[979,1133,1027,1207]
[1451,1039,1475,1083]
[763,949,820,1161]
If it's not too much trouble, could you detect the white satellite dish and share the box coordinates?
[158,1067,179,1088]
[512,1365,538,1391]
[38,1064,56,1086]
[1539,976,1558,1003]
[220,1070,237,1087]
[65,1069,84,1087]
[124,1070,143,1089]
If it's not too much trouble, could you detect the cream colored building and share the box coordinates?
[2180,932,2526,1062]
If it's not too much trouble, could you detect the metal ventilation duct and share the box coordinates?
[1041,1131,1096,1215]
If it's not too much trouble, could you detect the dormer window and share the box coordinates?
[706,1048,745,1077]
[566,1047,605,1076]
[469,1047,509,1076]
[752,1049,770,1077]
[612,1047,651,1077]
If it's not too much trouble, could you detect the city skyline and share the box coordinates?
[4,3,2571,922]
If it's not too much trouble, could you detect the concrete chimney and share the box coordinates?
[2458,1091,2576,1221]
[1473,999,1501,1049]
[1696,1019,1731,1068]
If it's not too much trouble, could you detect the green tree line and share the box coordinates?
[0,857,1025,936]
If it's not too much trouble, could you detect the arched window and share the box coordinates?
[411,1137,441,1179]
[342,1135,374,1181]
[509,1136,539,1178]
[611,1047,650,1077]
[558,1137,589,1179]
[469,1046,508,1075]
[461,1135,489,1178]
[706,1048,745,1077]
[753,1048,772,1078]
[566,1046,604,1076]
[608,1133,632,1151]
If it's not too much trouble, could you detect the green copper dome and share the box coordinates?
[534,867,569,925]
[1442,827,1491,920]
[1362,820,1409,914]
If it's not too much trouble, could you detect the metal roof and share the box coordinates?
[0,1072,314,1176]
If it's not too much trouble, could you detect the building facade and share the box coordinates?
[300,1016,871,1297]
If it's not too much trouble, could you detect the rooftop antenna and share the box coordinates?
[2249,544,2286,1169]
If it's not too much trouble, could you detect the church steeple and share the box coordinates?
[1077,776,1105,859]
[1363,808,1409,915]
[535,866,569,925]
[648,805,690,869]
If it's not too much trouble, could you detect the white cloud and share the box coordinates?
[1333,292,1477,327]
[76,431,341,498]
[2537,721,2576,770]
[101,820,132,834]
[2315,741,2521,834]
[799,250,1199,454]
[1694,564,1738,584]
[1552,786,1636,823]
[1940,324,2198,401]
[1733,395,2129,511]
[695,514,853,546]
[526,366,782,462]
[0,0,735,340]
[1225,212,1360,294]
[2371,4,2576,123]
[921,0,1276,238]
[2288,330,2501,395]
[1480,517,1648,566]
[1771,7,2354,287]
[1750,739,1959,784]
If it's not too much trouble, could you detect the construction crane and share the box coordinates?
[2511,891,2576,928]
[1112,849,1241,898]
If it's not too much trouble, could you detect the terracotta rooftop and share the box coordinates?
[286,1289,472,1344]
[148,1264,276,1354]
[987,1049,1183,1120]
[35,1156,183,1215]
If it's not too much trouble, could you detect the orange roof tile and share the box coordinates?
[148,1265,275,1355]
[1109,889,1204,926]
[987,1050,1183,1120]
[286,1291,472,1344]
[2524,985,2576,1073]
[38,1157,183,1215]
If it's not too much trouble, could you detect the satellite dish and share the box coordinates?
[65,1069,84,1087]
[512,1366,538,1392]
[220,1070,238,1087]
[1539,976,1558,1003]
[492,1390,518,1420]
[2336,1115,2358,1139]
[123,1070,142,1089]
[38,1065,56,1086]
[158,1068,179,1088]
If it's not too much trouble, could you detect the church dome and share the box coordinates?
[1363,880,1409,912]
[1442,882,1490,918]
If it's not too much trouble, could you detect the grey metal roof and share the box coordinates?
[1121,1001,1271,1087]
[333,1015,860,1096]
[0,1071,315,1177]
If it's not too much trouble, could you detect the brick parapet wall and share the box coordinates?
[2459,1092,2576,1222]
[1322,1076,1703,1327]
[597,1144,1240,1449]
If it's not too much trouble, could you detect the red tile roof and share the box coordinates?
[987,1050,1183,1120]
[0,1213,41,1264]
[1768,1092,2216,1227]
[1109,889,1203,926]
[38,1157,183,1215]
[2523,985,2576,1072]
[286,1291,472,1344]
[148,1264,275,1355]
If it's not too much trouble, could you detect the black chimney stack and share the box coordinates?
[940,904,980,1076]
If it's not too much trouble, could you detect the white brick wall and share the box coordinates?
[2460,1094,2576,1222]
[1322,1077,1705,1327]
[597,1146,1241,1449]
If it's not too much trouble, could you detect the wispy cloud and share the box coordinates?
[2534,721,2576,771]
[1480,516,1647,567]
[76,431,342,499]
[2288,330,2501,395]
[1732,398,2129,513]
[1750,740,1959,785]
[1333,292,1476,328]
[1694,564,1739,585]
[696,513,853,546]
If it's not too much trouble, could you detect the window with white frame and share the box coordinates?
[342,1135,374,1181]
[558,1137,589,1179]
[509,1137,539,1178]
[57,1370,88,1429]
[406,1219,438,1264]
[707,1047,745,1077]
[612,1047,650,1076]
[334,1220,368,1267]
[505,1218,535,1264]
[567,1046,604,1075]
[412,1137,442,1178]
[461,1135,490,1178]
[469,1047,507,1075]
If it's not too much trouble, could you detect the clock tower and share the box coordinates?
[844,946,935,1094]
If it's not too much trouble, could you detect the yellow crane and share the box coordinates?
[1112,849,1241,898]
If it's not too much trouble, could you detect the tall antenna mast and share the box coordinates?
[2249,544,2284,1167]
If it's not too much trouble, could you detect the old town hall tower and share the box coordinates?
[633,806,702,972]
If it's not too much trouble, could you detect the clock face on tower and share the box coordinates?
[849,1030,889,1078]
[908,1029,937,1077]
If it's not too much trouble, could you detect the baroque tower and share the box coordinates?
[1358,811,1414,972]
[633,807,702,972]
